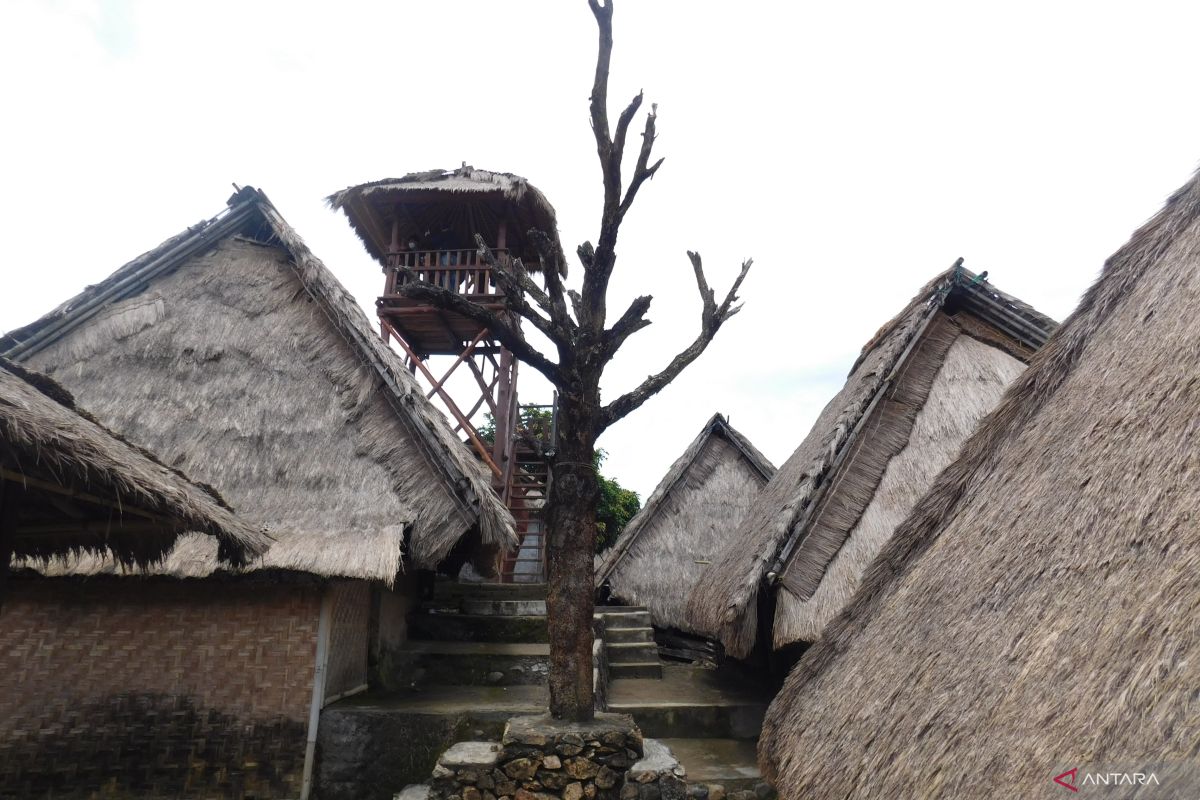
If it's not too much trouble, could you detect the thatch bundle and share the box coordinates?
[759,169,1200,797]
[686,267,1056,658]
[327,165,563,272]
[2,187,514,582]
[596,414,775,634]
[0,358,268,566]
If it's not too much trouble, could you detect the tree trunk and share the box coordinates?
[545,397,600,721]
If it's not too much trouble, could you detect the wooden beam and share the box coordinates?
[381,321,502,478]
[0,479,14,604]
[0,468,163,523]
[466,358,501,417]
[426,329,488,400]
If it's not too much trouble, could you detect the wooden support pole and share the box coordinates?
[0,478,14,606]
[381,321,502,478]
[426,329,488,400]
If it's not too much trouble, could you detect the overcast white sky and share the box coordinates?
[3,1,1200,499]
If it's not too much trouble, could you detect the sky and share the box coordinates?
[3,0,1200,500]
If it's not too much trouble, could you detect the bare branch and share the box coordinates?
[618,104,664,220]
[602,294,653,358]
[613,91,644,173]
[527,228,575,330]
[394,279,563,384]
[588,0,618,213]
[599,254,753,428]
[568,290,585,323]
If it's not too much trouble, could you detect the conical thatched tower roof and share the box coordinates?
[327,165,563,274]
[595,413,775,634]
[687,265,1056,658]
[2,187,514,582]
[760,169,1200,797]
[0,358,268,566]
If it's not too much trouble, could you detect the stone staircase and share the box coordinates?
[594,606,662,680]
[394,580,550,690]
[320,584,771,800]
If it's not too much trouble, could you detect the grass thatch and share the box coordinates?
[2,188,514,582]
[595,413,775,633]
[326,166,563,273]
[686,267,1056,658]
[759,169,1200,797]
[0,358,269,566]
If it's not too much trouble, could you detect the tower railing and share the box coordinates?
[383,249,508,298]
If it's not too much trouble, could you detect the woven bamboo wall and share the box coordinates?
[324,580,370,702]
[0,578,322,799]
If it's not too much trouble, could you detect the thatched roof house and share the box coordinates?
[2,186,514,581]
[327,165,563,273]
[0,357,267,566]
[687,265,1056,658]
[595,413,775,633]
[758,168,1200,798]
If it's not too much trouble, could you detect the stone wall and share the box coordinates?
[427,714,696,800]
[0,577,322,799]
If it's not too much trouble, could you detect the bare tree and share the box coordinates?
[397,0,751,721]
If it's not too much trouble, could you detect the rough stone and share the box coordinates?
[563,782,584,800]
[540,772,571,791]
[463,788,482,800]
[659,776,686,800]
[594,767,617,790]
[706,786,725,800]
[542,755,562,770]
[565,759,599,781]
[515,791,557,800]
[752,784,774,800]
[687,786,708,800]
[638,786,660,800]
[620,785,639,800]
[442,743,504,770]
[504,759,539,781]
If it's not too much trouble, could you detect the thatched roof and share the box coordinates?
[758,168,1200,798]
[2,187,514,582]
[686,265,1056,658]
[0,357,269,566]
[595,413,775,633]
[326,165,563,272]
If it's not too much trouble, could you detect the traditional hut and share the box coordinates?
[0,187,513,799]
[687,265,1056,660]
[758,168,1200,798]
[595,413,775,636]
[0,357,267,569]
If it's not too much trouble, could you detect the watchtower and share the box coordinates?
[329,166,560,582]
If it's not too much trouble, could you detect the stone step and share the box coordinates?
[317,685,548,797]
[604,625,654,644]
[387,640,549,687]
[609,662,663,680]
[658,738,764,793]
[432,580,548,602]
[409,612,548,643]
[606,642,660,664]
[595,608,652,628]
[463,598,547,617]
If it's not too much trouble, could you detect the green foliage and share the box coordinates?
[477,412,640,552]
[594,449,641,554]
